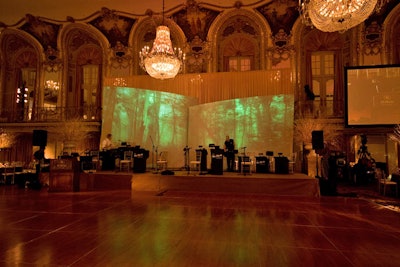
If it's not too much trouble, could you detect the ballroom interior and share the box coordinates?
[0,0,399,170]
[0,0,400,176]
[1,0,400,266]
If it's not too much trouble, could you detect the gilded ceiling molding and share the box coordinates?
[256,0,299,36]
[59,23,109,63]
[220,16,258,38]
[186,35,210,73]
[86,7,136,72]
[19,14,61,54]
[362,21,383,56]
[109,41,132,71]
[194,0,266,10]
[171,0,219,43]
[44,45,62,72]
[169,0,219,74]
[266,29,295,66]
[88,7,136,49]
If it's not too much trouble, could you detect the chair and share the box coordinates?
[0,166,15,185]
[12,162,24,184]
[377,169,398,197]
[12,161,24,174]
[90,150,100,170]
[156,151,168,171]
[288,152,297,174]
[241,156,252,175]
[120,151,133,172]
[190,149,202,174]
[80,156,95,172]
[266,151,274,173]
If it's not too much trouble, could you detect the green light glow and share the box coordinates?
[103,87,294,167]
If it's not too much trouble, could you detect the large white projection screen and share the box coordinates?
[102,86,197,168]
[346,65,400,126]
[188,95,294,168]
[102,86,294,169]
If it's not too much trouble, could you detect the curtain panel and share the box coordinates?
[104,69,294,104]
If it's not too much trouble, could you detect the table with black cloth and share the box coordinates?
[274,156,289,174]
[100,149,118,170]
[14,169,38,189]
[210,149,224,175]
[133,149,149,173]
[101,147,149,172]
[255,156,269,173]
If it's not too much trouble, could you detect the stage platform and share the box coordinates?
[85,170,320,197]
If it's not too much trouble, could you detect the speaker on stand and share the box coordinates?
[32,130,48,147]
[312,130,324,178]
[32,130,48,177]
[312,130,324,150]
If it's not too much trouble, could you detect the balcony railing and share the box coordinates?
[295,100,344,119]
[0,106,102,123]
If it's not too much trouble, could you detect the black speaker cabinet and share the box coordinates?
[274,156,289,174]
[255,156,269,173]
[32,130,48,147]
[312,130,324,150]
[210,149,223,175]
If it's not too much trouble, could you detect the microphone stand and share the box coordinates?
[149,135,158,173]
[241,147,247,156]
[154,147,159,174]
[184,146,191,174]
[241,146,248,176]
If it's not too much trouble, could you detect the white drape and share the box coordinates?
[104,69,294,104]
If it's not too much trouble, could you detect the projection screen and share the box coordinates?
[102,86,294,169]
[345,64,400,127]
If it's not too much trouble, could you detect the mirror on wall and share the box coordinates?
[43,71,60,108]
[20,68,36,121]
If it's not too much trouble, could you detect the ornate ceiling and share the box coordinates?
[0,0,267,26]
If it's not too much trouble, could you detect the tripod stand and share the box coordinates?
[183,146,191,174]
[150,135,159,173]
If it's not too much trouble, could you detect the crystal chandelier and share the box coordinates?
[45,80,60,91]
[299,0,389,33]
[139,0,184,80]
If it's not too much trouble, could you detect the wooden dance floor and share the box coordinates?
[87,170,320,197]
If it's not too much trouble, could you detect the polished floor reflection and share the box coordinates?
[1,183,400,266]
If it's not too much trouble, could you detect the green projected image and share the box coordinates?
[102,86,198,168]
[188,95,294,162]
[103,86,294,169]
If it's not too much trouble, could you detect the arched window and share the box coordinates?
[65,29,103,120]
[216,15,260,72]
[82,64,99,108]
[303,30,346,117]
[311,51,335,115]
[222,36,255,72]
[228,56,252,72]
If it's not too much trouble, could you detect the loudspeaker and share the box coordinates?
[312,130,324,150]
[32,130,47,147]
